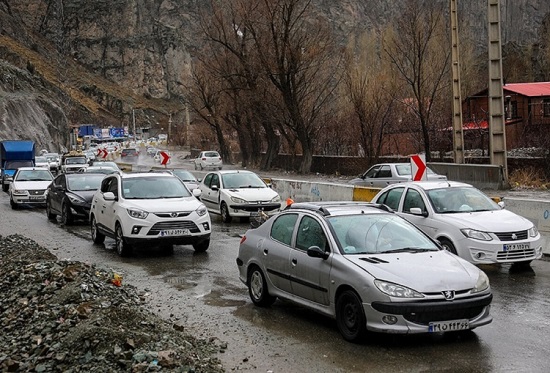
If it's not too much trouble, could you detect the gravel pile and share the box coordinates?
[0,234,224,372]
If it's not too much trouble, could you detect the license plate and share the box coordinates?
[29,196,44,201]
[503,243,530,251]
[160,229,190,236]
[428,319,469,333]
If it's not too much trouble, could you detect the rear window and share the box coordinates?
[204,152,220,158]
[122,149,138,155]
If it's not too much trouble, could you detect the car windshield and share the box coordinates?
[327,214,438,255]
[172,170,196,181]
[35,157,48,163]
[15,170,53,182]
[66,157,87,164]
[5,160,34,169]
[395,164,436,176]
[67,174,104,191]
[122,176,191,199]
[93,162,118,169]
[222,173,265,189]
[427,187,500,213]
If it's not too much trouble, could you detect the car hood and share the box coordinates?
[123,196,204,212]
[70,190,97,203]
[436,209,533,231]
[184,182,200,190]
[12,180,52,190]
[224,188,279,201]
[347,250,480,292]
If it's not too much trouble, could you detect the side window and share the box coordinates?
[211,174,220,188]
[203,173,213,188]
[365,166,380,178]
[100,177,113,193]
[296,216,327,252]
[270,213,298,246]
[376,165,392,178]
[378,187,404,211]
[403,189,426,213]
[107,177,119,195]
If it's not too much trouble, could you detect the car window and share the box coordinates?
[222,173,265,189]
[364,165,380,178]
[16,170,53,181]
[427,187,499,213]
[270,213,298,246]
[295,215,327,252]
[403,189,426,213]
[377,187,404,211]
[376,165,392,178]
[210,174,220,188]
[67,175,104,191]
[203,173,213,187]
[395,164,411,176]
[205,151,220,158]
[53,174,66,188]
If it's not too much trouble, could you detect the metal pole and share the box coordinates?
[185,103,190,149]
[450,0,464,164]
[168,113,172,145]
[132,109,136,140]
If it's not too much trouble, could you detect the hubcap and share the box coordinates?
[250,272,262,300]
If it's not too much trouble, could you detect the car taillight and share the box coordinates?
[202,157,206,160]
[240,235,247,244]
[219,157,222,160]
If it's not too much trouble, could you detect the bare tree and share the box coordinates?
[383,0,450,162]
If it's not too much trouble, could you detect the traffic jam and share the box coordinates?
[1,138,549,371]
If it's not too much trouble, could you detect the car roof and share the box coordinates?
[386,180,472,190]
[286,201,393,217]
[119,172,176,179]
[214,170,255,175]
[16,167,49,171]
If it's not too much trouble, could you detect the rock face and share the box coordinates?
[0,0,549,146]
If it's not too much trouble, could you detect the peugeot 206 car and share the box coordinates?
[349,163,447,188]
[236,201,493,342]
[9,167,54,209]
[90,172,211,256]
[198,170,281,223]
[371,181,543,265]
[46,172,105,225]
[194,150,223,170]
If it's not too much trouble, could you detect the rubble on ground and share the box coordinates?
[0,234,224,372]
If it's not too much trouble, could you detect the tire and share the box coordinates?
[3,183,8,192]
[439,238,457,255]
[247,266,276,307]
[9,196,17,209]
[193,238,210,252]
[194,163,198,170]
[115,223,132,256]
[46,200,57,220]
[90,215,105,244]
[336,290,367,343]
[61,202,74,225]
[221,202,232,223]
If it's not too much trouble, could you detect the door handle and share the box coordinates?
[263,248,268,255]
[291,258,297,266]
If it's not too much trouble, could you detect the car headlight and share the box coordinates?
[461,228,492,241]
[471,271,490,294]
[66,193,86,204]
[231,196,247,204]
[196,204,208,217]
[127,208,148,219]
[271,195,281,203]
[528,226,539,237]
[12,189,28,195]
[374,280,424,298]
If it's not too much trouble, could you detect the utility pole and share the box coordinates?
[168,113,172,145]
[132,109,136,140]
[185,102,190,149]
[450,0,464,164]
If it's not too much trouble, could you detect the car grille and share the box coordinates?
[29,190,46,195]
[147,221,200,235]
[153,212,191,218]
[494,230,528,241]
[496,248,536,261]
[403,305,486,324]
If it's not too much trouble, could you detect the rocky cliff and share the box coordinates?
[0,0,549,148]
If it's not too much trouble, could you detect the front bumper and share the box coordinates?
[12,195,46,204]
[457,236,544,264]
[229,202,281,214]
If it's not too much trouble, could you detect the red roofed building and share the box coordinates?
[463,82,550,149]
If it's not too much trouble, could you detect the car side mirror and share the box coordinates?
[307,246,329,260]
[192,189,202,198]
[211,185,219,191]
[498,201,505,209]
[410,207,428,217]
[103,191,116,201]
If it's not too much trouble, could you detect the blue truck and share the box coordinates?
[1,140,36,192]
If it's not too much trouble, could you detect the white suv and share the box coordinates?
[89,172,211,256]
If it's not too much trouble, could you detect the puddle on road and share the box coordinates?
[203,289,247,307]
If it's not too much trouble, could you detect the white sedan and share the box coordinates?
[371,181,543,265]
[198,170,281,223]
[9,167,54,209]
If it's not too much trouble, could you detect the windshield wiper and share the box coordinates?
[382,247,434,254]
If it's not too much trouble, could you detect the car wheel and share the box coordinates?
[193,238,210,252]
[46,200,57,220]
[115,223,132,256]
[194,163,198,170]
[9,195,17,209]
[336,290,367,343]
[90,215,105,244]
[221,202,232,223]
[61,202,74,225]
[247,265,276,307]
[2,183,8,192]
[439,238,457,255]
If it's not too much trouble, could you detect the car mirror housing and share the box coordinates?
[410,207,428,217]
[307,246,329,260]
[103,191,116,201]
[192,189,202,198]
[211,185,219,191]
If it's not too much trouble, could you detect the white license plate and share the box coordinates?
[160,229,190,236]
[428,319,469,333]
[29,196,44,201]
[503,243,530,251]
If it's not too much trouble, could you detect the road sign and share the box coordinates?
[100,148,108,159]
[159,151,170,166]
[410,154,427,181]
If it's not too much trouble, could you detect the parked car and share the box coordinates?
[237,201,493,342]
[9,167,54,209]
[194,151,222,170]
[90,172,211,256]
[171,169,200,191]
[198,170,281,223]
[349,163,447,188]
[46,172,105,225]
[371,181,544,265]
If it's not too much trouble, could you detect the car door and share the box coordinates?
[289,214,332,306]
[397,187,439,237]
[371,164,394,188]
[199,173,220,212]
[261,213,298,294]
[52,174,67,214]
[94,176,118,233]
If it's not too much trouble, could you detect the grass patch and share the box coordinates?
[509,167,549,190]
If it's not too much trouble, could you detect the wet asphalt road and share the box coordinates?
[2,156,550,372]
